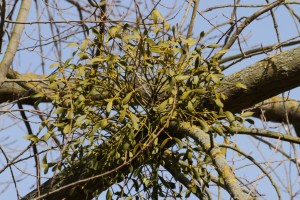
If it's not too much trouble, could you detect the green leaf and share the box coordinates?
[122,34,140,42]
[23,135,39,143]
[99,118,108,129]
[181,37,197,46]
[106,100,113,113]
[192,167,200,180]
[77,52,89,60]
[119,109,127,122]
[75,115,86,126]
[160,138,170,149]
[209,74,221,83]
[106,189,113,200]
[160,115,170,125]
[63,124,71,134]
[211,126,223,135]
[180,90,191,100]
[173,137,183,149]
[43,164,49,174]
[241,111,254,118]
[122,142,130,151]
[192,76,199,85]
[108,26,119,37]
[224,111,235,122]
[187,150,193,161]
[175,75,190,81]
[215,49,229,55]
[193,88,206,94]
[235,82,247,89]
[199,119,209,132]
[215,99,224,108]
[54,107,67,114]
[77,95,85,102]
[66,42,79,48]
[63,58,72,67]
[150,46,163,53]
[157,99,168,113]
[80,39,89,51]
[91,122,101,135]
[31,92,44,98]
[49,63,60,69]
[43,131,53,141]
[152,9,163,24]
[122,92,133,105]
[129,112,139,130]
[90,56,108,64]
[92,27,100,37]
[145,38,156,46]
[53,123,65,128]
[187,101,194,112]
[207,44,219,48]
[42,154,47,165]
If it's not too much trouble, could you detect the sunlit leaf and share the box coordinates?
[235,82,247,89]
[175,75,190,81]
[157,99,168,113]
[241,111,254,118]
[23,135,39,143]
[129,112,139,130]
[63,124,71,134]
[215,99,224,108]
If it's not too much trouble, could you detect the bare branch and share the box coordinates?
[0,0,32,85]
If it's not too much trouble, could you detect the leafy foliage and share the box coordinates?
[33,10,248,198]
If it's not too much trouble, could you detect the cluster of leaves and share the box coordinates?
[28,10,252,198]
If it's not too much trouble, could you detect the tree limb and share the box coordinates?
[0,0,32,85]
[219,46,300,112]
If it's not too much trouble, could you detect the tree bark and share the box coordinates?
[220,46,300,112]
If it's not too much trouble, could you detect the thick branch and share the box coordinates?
[2,46,300,112]
[178,122,252,200]
[220,46,300,112]
[0,0,32,85]
[252,96,300,123]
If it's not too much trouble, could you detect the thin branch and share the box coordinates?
[17,103,41,196]
[219,144,282,200]
[236,127,300,144]
[0,145,21,199]
[217,0,284,59]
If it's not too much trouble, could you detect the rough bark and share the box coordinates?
[220,46,300,112]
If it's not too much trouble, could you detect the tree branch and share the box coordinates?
[0,0,32,85]
[219,46,300,112]
[236,127,300,144]
[178,122,252,199]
